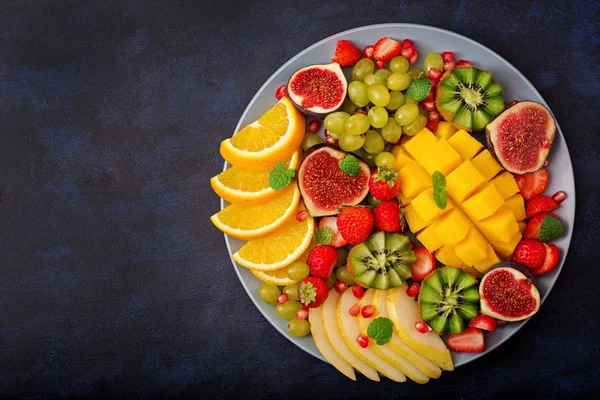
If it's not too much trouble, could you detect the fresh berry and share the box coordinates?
[352,284,365,299]
[357,333,370,348]
[523,212,559,240]
[337,207,374,245]
[363,45,375,60]
[446,327,485,353]
[402,39,414,48]
[425,119,438,132]
[408,50,419,64]
[552,190,567,204]
[428,110,441,122]
[526,195,559,219]
[361,305,376,318]
[373,200,403,233]
[334,280,348,293]
[428,67,442,81]
[349,303,361,317]
[409,241,416,250]
[406,282,420,298]
[373,37,402,61]
[275,85,287,100]
[296,306,309,320]
[468,315,497,332]
[422,99,435,111]
[442,51,454,62]
[318,216,348,247]
[298,277,329,308]
[276,294,288,305]
[400,44,416,59]
[307,245,338,280]
[331,40,362,67]
[411,247,436,280]
[369,167,401,201]
[324,129,339,146]
[514,168,548,200]
[512,239,546,270]
[296,209,309,222]
[306,119,321,134]
[415,320,430,333]
[531,243,560,276]
[443,60,456,71]
[375,59,385,69]
[456,59,473,67]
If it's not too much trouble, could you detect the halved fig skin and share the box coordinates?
[287,63,347,117]
[298,145,369,216]
[486,101,556,174]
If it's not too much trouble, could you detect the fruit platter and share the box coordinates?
[209,24,575,382]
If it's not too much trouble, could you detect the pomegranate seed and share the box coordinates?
[408,50,419,64]
[275,84,287,100]
[352,285,365,299]
[276,294,288,305]
[363,45,374,60]
[428,110,441,122]
[354,109,367,115]
[508,100,519,107]
[426,88,435,101]
[375,59,385,69]
[409,242,416,250]
[406,282,420,298]
[443,60,456,71]
[442,51,454,62]
[415,320,430,333]
[349,303,361,317]
[306,119,321,133]
[422,99,435,112]
[356,333,370,348]
[296,210,308,222]
[401,45,416,59]
[428,67,442,81]
[425,120,438,132]
[552,190,567,204]
[456,59,473,68]
[544,160,549,167]
[334,281,348,293]
[324,129,339,146]
[495,319,509,326]
[402,39,414,49]
[296,306,309,320]
[361,305,376,318]
[427,76,437,87]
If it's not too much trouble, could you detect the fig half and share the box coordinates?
[287,63,347,117]
[486,101,556,174]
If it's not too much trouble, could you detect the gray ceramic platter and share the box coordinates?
[221,24,575,369]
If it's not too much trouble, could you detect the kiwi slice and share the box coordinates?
[419,267,480,334]
[435,67,505,132]
[347,232,416,289]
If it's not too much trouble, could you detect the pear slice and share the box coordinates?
[358,290,430,384]
[322,289,380,381]
[372,290,442,379]
[387,284,454,371]
[309,305,356,380]
[337,289,407,382]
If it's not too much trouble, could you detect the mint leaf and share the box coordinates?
[338,154,361,176]
[367,317,393,345]
[406,78,433,101]
[432,171,447,209]
[268,162,295,190]
[539,215,563,241]
[314,226,333,245]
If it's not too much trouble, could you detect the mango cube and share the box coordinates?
[490,232,522,260]
[490,171,520,200]
[403,128,439,160]
[473,244,501,273]
[435,209,473,245]
[435,245,465,269]
[518,221,526,234]
[477,208,520,243]
[462,264,483,278]
[416,222,444,253]
[504,194,526,221]
[403,203,431,232]
[417,139,462,176]
[391,147,415,171]
[396,190,414,206]
[471,150,503,181]
[434,121,458,140]
[445,160,487,203]
[447,129,484,161]
[454,228,488,266]
[411,188,452,223]
[462,184,504,221]
[397,163,432,198]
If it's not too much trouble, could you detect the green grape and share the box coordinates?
[363,130,385,154]
[387,72,412,91]
[380,118,402,143]
[407,68,423,80]
[375,151,396,169]
[276,300,302,319]
[404,98,419,105]
[374,68,393,83]
[352,58,375,82]
[367,84,390,107]
[335,248,348,268]
[259,283,281,305]
[326,273,337,289]
[301,132,324,151]
[283,284,300,301]
[423,52,444,76]
[287,319,311,337]
[286,261,310,281]
[403,114,428,136]
[345,113,370,135]
[367,192,382,207]
[394,103,419,126]
[386,91,405,111]
[340,98,359,115]
[335,266,354,285]
[339,133,365,152]
[361,151,377,167]
[389,56,410,73]
[363,73,385,87]
[367,106,389,128]
[324,112,350,134]
[348,81,369,107]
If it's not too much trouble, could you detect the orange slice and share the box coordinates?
[249,241,316,285]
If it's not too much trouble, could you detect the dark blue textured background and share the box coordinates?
[1,0,599,398]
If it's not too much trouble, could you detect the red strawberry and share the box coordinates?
[523,212,559,240]
[369,167,401,201]
[307,245,338,280]
[446,327,485,353]
[401,45,416,59]
[332,40,362,67]
[337,207,374,245]
[531,243,560,276]
[402,39,414,48]
[411,247,436,281]
[468,315,497,332]
[373,200,403,233]
[373,37,402,61]
[318,216,347,247]
[512,239,546,270]
[514,168,548,200]
[298,277,329,308]
[525,195,558,219]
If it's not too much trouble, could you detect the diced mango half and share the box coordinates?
[403,203,431,233]
[490,232,522,260]
[416,222,444,253]
[434,121,458,140]
[397,162,432,198]
[417,139,462,176]
[504,194,526,221]
[411,188,452,223]
[447,130,484,161]
[473,243,501,273]
[396,190,414,206]
[462,183,504,221]
[477,208,520,244]
[490,171,520,200]
[471,150,503,181]
[445,160,487,203]
[518,221,526,234]
[435,209,473,246]
[435,245,465,269]
[403,128,438,160]
[391,146,415,171]
[461,264,483,278]
[454,228,488,266]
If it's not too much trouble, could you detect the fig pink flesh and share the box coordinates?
[481,269,538,318]
[290,68,345,109]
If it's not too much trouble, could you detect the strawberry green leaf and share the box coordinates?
[539,215,563,241]
[406,78,433,101]
[314,226,333,245]
[268,162,295,190]
[367,317,393,345]
[338,155,361,176]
